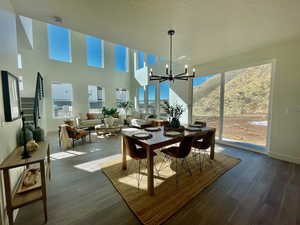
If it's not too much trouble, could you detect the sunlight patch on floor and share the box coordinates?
[74,154,121,172]
[50,151,87,160]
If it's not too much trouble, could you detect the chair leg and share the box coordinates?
[198,151,202,171]
[138,160,141,190]
[182,159,192,176]
[175,158,178,186]
[156,153,171,176]
[72,139,75,148]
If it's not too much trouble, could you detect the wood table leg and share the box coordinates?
[40,161,48,222]
[121,136,127,170]
[147,147,154,196]
[3,169,13,225]
[210,131,215,160]
[47,144,51,180]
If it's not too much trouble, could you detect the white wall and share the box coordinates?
[0,1,23,224]
[19,20,133,132]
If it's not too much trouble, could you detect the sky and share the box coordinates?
[192,74,214,86]
[86,35,103,67]
[48,24,72,63]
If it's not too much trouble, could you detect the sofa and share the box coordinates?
[127,111,155,129]
[75,113,124,128]
[75,113,104,128]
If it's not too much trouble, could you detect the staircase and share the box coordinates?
[21,97,35,125]
[21,72,44,127]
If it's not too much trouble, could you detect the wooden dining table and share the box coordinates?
[121,126,216,195]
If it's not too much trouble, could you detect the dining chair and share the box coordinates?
[161,135,196,185]
[193,121,207,127]
[124,136,157,190]
[192,129,215,170]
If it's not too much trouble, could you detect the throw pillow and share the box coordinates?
[86,113,97,120]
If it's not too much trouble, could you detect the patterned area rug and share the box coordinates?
[101,152,240,225]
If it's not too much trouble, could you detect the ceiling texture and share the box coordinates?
[10,0,300,65]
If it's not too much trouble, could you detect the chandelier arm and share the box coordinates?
[175,77,189,80]
[150,75,163,78]
[159,79,169,83]
[176,74,196,78]
[175,72,188,77]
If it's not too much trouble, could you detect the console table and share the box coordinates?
[0,142,51,225]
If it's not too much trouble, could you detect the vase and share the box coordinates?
[170,117,180,128]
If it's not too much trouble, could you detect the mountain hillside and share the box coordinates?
[193,64,271,116]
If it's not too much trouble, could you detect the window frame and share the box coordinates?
[191,60,275,152]
[88,85,105,113]
[47,24,72,63]
[51,82,73,119]
[86,35,104,68]
[114,44,129,72]
[116,88,129,107]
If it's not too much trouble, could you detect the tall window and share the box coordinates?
[86,35,104,68]
[147,54,156,65]
[17,54,22,69]
[52,83,73,118]
[48,24,71,63]
[160,82,170,117]
[223,64,272,148]
[115,44,128,72]
[192,63,272,150]
[88,85,104,113]
[192,74,221,136]
[137,51,145,69]
[138,87,145,112]
[116,88,129,107]
[148,85,156,114]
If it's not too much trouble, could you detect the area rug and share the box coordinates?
[100,152,240,225]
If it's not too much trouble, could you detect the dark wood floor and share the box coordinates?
[14,132,300,225]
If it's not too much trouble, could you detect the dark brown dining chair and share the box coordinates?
[193,121,207,127]
[124,136,157,189]
[161,135,196,185]
[192,129,215,170]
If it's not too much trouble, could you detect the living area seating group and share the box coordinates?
[59,111,168,148]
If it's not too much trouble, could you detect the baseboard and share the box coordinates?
[269,152,300,165]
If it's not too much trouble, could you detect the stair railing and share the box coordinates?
[33,72,44,128]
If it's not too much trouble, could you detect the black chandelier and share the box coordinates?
[149,29,196,82]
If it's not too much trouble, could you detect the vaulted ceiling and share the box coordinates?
[11,0,300,65]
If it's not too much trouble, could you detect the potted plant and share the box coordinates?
[102,107,118,127]
[102,107,118,118]
[161,101,185,128]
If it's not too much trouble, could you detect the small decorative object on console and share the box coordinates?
[26,140,39,152]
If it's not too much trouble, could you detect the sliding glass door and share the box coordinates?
[223,64,272,148]
[192,63,272,151]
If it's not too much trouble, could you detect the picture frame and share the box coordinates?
[1,70,21,121]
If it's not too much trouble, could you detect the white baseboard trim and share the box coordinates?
[269,152,300,165]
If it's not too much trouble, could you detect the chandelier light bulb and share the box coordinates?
[166,64,169,68]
